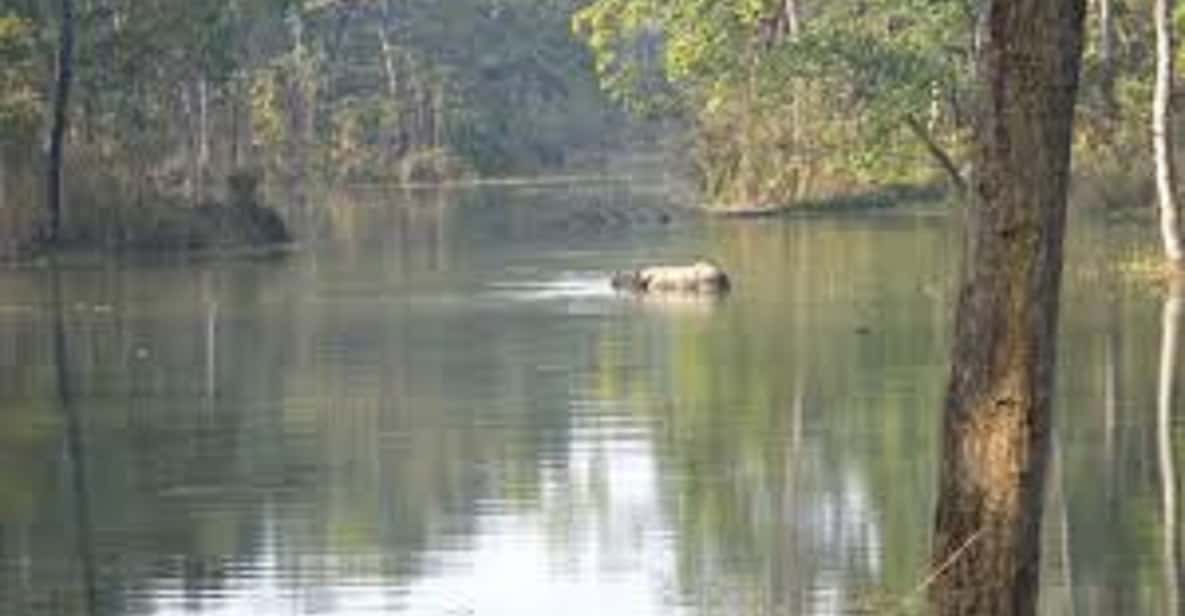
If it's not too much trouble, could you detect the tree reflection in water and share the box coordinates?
[51,260,98,615]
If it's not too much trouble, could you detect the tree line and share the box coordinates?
[0,0,629,251]
[573,0,1175,216]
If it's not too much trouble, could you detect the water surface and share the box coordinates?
[0,185,1171,614]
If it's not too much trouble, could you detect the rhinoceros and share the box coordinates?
[610,260,731,294]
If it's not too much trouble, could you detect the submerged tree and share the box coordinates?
[930,0,1086,614]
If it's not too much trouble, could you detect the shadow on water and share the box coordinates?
[50,258,98,615]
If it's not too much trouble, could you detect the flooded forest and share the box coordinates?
[1,0,1184,615]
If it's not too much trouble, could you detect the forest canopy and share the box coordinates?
[0,0,630,224]
[0,0,1174,250]
[573,0,1157,210]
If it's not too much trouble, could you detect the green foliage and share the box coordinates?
[574,0,976,208]
[0,14,39,139]
[2,0,630,222]
[571,0,1185,208]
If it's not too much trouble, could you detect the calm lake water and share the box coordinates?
[0,183,1172,615]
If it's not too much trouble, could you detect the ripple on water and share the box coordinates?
[485,274,616,301]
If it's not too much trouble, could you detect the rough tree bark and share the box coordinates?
[929,0,1086,614]
[1155,0,1184,264]
[46,0,76,245]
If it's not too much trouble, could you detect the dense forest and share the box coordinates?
[574,0,1156,211]
[0,0,1176,253]
[0,0,634,254]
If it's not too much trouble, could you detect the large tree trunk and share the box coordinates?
[1155,0,1183,264]
[46,0,77,245]
[929,0,1086,614]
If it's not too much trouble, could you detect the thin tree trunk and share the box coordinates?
[1155,0,1183,264]
[230,75,241,170]
[418,73,430,152]
[377,16,399,101]
[197,77,209,205]
[0,152,7,221]
[286,8,314,223]
[46,0,77,245]
[432,84,443,150]
[323,4,353,103]
[929,0,1086,614]
[904,114,966,193]
[780,0,804,199]
[1098,0,1115,114]
[376,10,402,162]
[181,84,196,200]
[1159,277,1183,613]
[782,0,800,39]
[739,41,758,205]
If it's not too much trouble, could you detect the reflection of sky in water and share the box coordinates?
[139,410,883,615]
[401,432,679,615]
[810,470,882,579]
